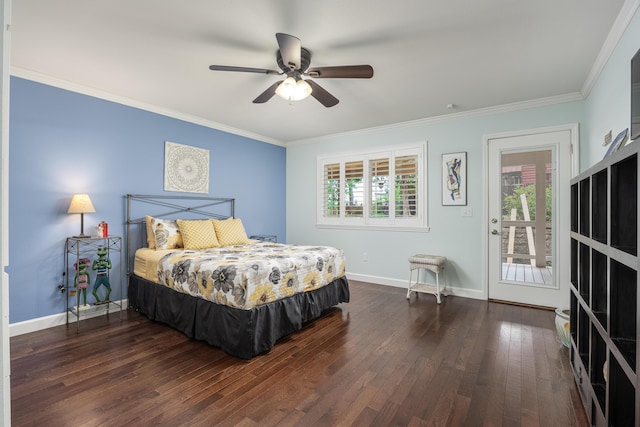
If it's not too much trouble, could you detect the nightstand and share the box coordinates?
[64,235,122,332]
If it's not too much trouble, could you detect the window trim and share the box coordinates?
[316,142,429,232]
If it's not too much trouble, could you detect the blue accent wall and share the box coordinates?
[7,77,286,323]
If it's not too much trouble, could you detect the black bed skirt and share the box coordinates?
[128,274,350,359]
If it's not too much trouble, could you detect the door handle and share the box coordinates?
[491,229,499,235]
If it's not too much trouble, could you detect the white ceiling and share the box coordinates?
[10,0,631,144]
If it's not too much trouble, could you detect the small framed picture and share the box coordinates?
[442,152,467,206]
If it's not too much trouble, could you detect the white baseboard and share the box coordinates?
[10,299,128,337]
[345,272,485,300]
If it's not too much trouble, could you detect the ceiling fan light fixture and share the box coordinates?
[275,77,312,101]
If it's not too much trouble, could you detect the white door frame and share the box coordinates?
[482,124,579,303]
[0,1,10,424]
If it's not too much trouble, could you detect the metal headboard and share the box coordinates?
[125,194,235,276]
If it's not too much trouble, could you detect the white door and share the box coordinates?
[487,128,574,308]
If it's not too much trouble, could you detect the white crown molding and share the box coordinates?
[288,92,584,147]
[10,67,285,147]
[11,2,637,151]
[11,67,585,150]
[581,0,640,97]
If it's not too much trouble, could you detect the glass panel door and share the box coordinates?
[487,128,572,308]
[500,150,554,286]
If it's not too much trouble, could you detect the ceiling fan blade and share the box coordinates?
[306,80,339,107]
[306,65,374,79]
[209,65,281,75]
[252,81,281,104]
[275,33,301,71]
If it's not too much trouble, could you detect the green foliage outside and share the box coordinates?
[326,179,340,216]
[327,175,415,218]
[502,184,552,221]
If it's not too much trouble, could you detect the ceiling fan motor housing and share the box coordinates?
[277,47,311,75]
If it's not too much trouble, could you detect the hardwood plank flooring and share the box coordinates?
[10,281,588,426]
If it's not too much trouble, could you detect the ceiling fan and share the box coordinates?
[208,33,374,107]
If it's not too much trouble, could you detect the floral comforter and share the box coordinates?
[155,242,346,310]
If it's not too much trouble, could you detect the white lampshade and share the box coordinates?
[68,194,95,238]
[275,77,313,101]
[67,194,96,214]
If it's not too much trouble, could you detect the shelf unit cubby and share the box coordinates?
[570,143,639,426]
[592,249,608,329]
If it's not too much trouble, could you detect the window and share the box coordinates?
[317,142,428,231]
[395,155,418,218]
[322,163,340,218]
[369,158,389,218]
[345,161,364,217]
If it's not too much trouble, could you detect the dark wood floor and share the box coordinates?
[10,281,587,426]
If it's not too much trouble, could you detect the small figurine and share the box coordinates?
[92,246,112,303]
[97,221,108,238]
[73,257,91,306]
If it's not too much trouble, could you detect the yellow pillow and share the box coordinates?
[177,219,220,250]
[151,218,183,250]
[212,218,249,246]
[145,215,156,249]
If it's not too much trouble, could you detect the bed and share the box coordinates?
[125,194,350,359]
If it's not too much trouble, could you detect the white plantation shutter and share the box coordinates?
[317,142,427,231]
[344,161,364,217]
[323,163,340,218]
[395,155,417,218]
[369,158,389,218]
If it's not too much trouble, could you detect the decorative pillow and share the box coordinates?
[177,219,220,250]
[212,217,249,246]
[150,217,183,250]
[145,215,156,249]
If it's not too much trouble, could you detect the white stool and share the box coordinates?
[407,254,447,303]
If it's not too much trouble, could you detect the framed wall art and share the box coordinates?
[442,151,466,206]
[164,141,210,194]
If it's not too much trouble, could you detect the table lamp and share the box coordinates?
[67,194,96,238]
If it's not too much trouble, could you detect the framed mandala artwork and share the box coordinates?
[164,141,210,194]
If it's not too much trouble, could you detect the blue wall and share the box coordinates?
[7,77,286,323]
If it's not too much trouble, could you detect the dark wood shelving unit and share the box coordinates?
[570,143,639,426]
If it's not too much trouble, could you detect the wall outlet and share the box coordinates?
[461,207,473,217]
[362,252,368,262]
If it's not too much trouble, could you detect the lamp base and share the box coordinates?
[74,214,91,238]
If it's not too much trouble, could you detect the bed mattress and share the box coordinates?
[133,242,346,310]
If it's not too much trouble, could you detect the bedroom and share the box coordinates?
[1,0,640,424]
